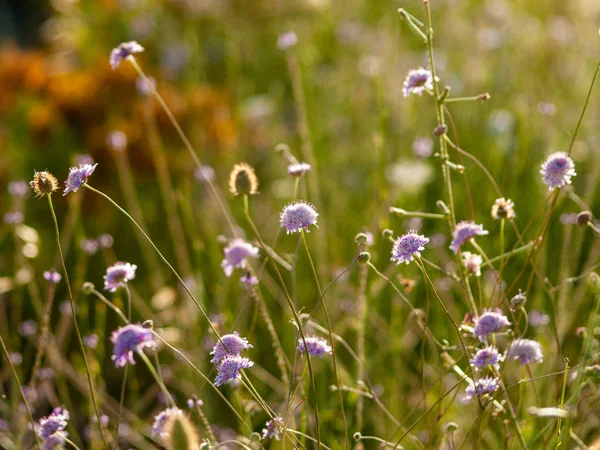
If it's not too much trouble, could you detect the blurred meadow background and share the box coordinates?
[1,0,600,448]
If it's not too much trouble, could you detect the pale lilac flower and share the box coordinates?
[241,272,258,286]
[107,130,127,152]
[280,201,318,234]
[187,398,203,409]
[450,221,488,254]
[8,180,30,198]
[473,309,511,341]
[10,352,22,365]
[83,333,99,349]
[63,163,98,195]
[37,407,69,440]
[462,252,483,277]
[529,310,550,327]
[214,355,254,386]
[221,239,259,277]
[391,230,429,265]
[403,68,437,97]
[4,211,23,224]
[464,377,499,400]
[75,154,94,166]
[80,238,99,256]
[210,332,253,364]
[98,234,114,248]
[43,269,61,284]
[136,76,156,96]
[104,261,137,292]
[297,335,332,358]
[38,368,55,380]
[540,152,576,191]
[262,417,284,440]
[19,320,38,337]
[507,339,543,365]
[470,346,504,370]
[110,41,144,69]
[278,31,298,50]
[287,162,311,178]
[194,165,216,183]
[412,137,434,158]
[152,407,182,438]
[110,323,157,367]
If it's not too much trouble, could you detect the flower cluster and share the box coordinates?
[473,309,511,342]
[262,416,284,440]
[37,408,69,449]
[450,221,488,254]
[210,332,253,364]
[280,201,318,234]
[464,376,499,401]
[110,323,157,367]
[470,346,504,370]
[507,339,543,365]
[64,163,97,195]
[403,68,437,97]
[540,152,576,191]
[390,230,429,265]
[211,333,254,386]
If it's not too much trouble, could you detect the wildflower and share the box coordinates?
[80,238,99,256]
[221,239,259,277]
[107,130,127,152]
[194,165,216,183]
[278,31,298,50]
[104,261,137,292]
[8,180,31,198]
[507,339,543,365]
[38,368,55,380]
[10,352,23,365]
[473,309,511,341]
[83,334,99,349]
[4,211,24,224]
[228,163,259,196]
[136,76,156,95]
[510,290,527,310]
[297,335,332,358]
[403,68,436,97]
[280,201,318,234]
[214,355,254,386]
[491,198,516,220]
[110,41,144,69]
[210,332,253,364]
[262,417,284,440]
[37,407,69,441]
[540,152,576,191]
[241,272,258,286]
[470,346,504,370]
[412,137,434,158]
[152,407,182,438]
[63,163,98,195]
[390,230,429,265]
[110,323,157,367]
[462,252,483,277]
[287,162,311,178]
[450,221,488,254]
[98,234,114,248]
[464,377,499,400]
[43,269,61,284]
[187,398,203,409]
[30,171,59,198]
[18,320,37,337]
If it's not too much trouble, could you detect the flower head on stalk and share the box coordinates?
[110,323,157,367]
[64,164,97,195]
[110,41,144,69]
[391,230,429,265]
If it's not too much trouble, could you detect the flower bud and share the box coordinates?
[577,211,593,227]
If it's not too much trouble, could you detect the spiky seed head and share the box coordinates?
[228,163,258,196]
[163,413,200,450]
[491,198,516,220]
[30,171,59,197]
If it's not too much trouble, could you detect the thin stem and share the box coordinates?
[389,207,446,220]
[194,402,218,443]
[444,95,489,103]
[47,195,108,447]
[114,286,132,448]
[137,350,175,406]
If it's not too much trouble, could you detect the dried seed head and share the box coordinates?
[510,290,527,310]
[228,163,259,196]
[577,211,593,227]
[30,171,59,198]
[163,413,199,450]
[491,198,516,220]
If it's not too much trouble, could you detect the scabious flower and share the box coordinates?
[450,221,488,254]
[80,238,99,256]
[403,68,437,97]
[19,320,37,337]
[83,333,99,349]
[278,31,298,50]
[104,261,137,292]
[262,417,284,440]
[391,230,429,265]
[194,165,216,183]
[540,152,576,191]
[462,252,483,277]
[214,355,254,386]
[110,41,144,69]
[210,332,253,364]
[280,201,318,234]
[470,346,504,370]
[110,323,157,367]
[297,335,332,358]
[241,272,258,286]
[287,162,311,178]
[8,180,30,198]
[107,130,127,152]
[4,211,23,225]
[464,377,499,400]
[63,163,97,195]
[473,309,511,342]
[491,198,516,220]
[221,240,259,277]
[152,407,182,438]
[37,408,69,444]
[507,339,543,365]
[43,269,61,284]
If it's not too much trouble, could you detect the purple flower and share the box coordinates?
[136,76,156,96]
[450,221,488,254]
[507,339,543,365]
[280,201,318,234]
[98,234,114,248]
[43,269,62,284]
[187,398,203,409]
[37,407,69,439]
[214,355,254,386]
[413,137,434,158]
[41,433,66,450]
[403,68,437,97]
[297,335,332,358]
[461,252,483,277]
[540,152,576,191]
[210,332,253,364]
[75,154,94,166]
[80,238,99,256]
[152,407,182,438]
[473,309,511,341]
[4,211,23,224]
[287,162,311,177]
[464,377,499,400]
[83,333,99,349]
[278,31,298,50]
[262,417,284,440]
[18,320,38,337]
[194,165,216,183]
[8,180,31,198]
[221,239,259,277]
[241,272,258,286]
[110,41,144,69]
[107,130,127,152]
[110,323,157,367]
[470,346,504,370]
[104,262,137,292]
[391,230,429,265]
[63,163,98,195]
